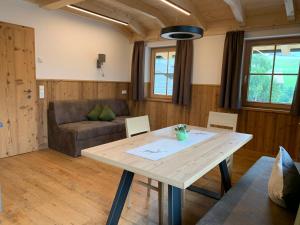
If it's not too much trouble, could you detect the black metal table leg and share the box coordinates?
[187,185,221,200]
[106,170,134,225]
[168,185,182,225]
[187,159,232,199]
[219,159,232,192]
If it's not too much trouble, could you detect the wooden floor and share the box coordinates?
[0,149,265,225]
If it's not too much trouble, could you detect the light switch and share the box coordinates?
[121,90,127,95]
[39,85,45,99]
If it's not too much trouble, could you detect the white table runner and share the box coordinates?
[127,130,217,160]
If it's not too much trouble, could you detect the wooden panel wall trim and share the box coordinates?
[129,84,300,159]
[36,80,299,159]
[36,79,130,149]
[36,79,130,83]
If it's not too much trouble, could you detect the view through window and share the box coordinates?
[244,38,300,109]
[150,47,176,99]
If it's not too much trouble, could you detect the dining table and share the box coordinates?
[82,125,253,225]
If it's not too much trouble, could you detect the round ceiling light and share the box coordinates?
[160,25,203,40]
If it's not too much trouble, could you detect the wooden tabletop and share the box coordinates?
[82,126,253,189]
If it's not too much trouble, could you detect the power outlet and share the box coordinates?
[0,122,3,128]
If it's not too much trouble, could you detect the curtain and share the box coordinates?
[172,40,193,106]
[291,66,300,116]
[131,41,145,101]
[219,31,245,110]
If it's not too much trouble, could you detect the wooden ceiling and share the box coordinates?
[28,0,300,40]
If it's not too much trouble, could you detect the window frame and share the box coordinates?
[242,36,300,110]
[149,46,176,101]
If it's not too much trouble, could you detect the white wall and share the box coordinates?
[1,0,299,84]
[144,36,225,85]
[145,27,300,85]
[193,35,225,84]
[0,0,132,82]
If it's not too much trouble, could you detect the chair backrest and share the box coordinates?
[125,115,150,138]
[207,111,238,132]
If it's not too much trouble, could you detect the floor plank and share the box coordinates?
[0,149,265,225]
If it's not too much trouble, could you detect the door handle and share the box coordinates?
[24,89,32,94]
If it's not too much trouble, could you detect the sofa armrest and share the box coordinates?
[47,109,79,157]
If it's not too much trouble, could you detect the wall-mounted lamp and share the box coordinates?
[97,54,106,69]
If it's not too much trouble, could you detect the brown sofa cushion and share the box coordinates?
[197,156,298,225]
[111,116,129,125]
[59,121,125,140]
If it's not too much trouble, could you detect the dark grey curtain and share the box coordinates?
[219,31,245,110]
[291,66,300,116]
[131,41,145,101]
[172,40,193,106]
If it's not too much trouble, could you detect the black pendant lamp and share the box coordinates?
[160,25,203,40]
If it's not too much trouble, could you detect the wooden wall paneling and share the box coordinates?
[188,85,202,126]
[129,84,300,159]
[253,112,264,153]
[284,115,299,158]
[97,82,113,99]
[81,81,98,99]
[37,80,49,149]
[52,80,82,100]
[189,85,221,127]
[276,114,289,153]
[34,79,299,159]
[116,82,130,100]
[36,79,130,149]
[166,103,189,127]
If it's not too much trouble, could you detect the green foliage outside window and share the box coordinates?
[247,44,300,105]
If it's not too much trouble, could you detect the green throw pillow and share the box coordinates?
[87,104,103,121]
[99,106,116,121]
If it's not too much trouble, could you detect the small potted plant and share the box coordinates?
[174,124,189,141]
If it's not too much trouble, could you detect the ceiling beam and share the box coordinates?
[114,0,171,27]
[39,0,85,9]
[224,0,245,24]
[284,0,295,21]
[63,7,134,40]
[170,0,207,30]
[66,1,147,37]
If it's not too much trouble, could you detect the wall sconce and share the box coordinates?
[97,54,106,69]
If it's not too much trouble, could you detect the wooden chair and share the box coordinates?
[207,111,238,192]
[125,115,164,225]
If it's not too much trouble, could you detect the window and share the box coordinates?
[243,37,300,110]
[150,47,176,99]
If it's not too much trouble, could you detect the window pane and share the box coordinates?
[247,75,272,102]
[155,52,168,73]
[271,75,298,104]
[168,51,176,74]
[274,44,300,74]
[154,74,167,95]
[250,45,275,74]
[167,74,173,96]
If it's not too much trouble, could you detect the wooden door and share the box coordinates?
[0,22,38,158]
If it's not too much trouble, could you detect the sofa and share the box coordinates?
[48,99,129,157]
[197,156,299,225]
